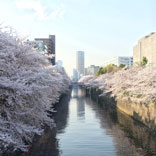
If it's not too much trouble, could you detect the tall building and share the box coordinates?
[85,65,99,75]
[133,32,156,65]
[35,35,55,65]
[76,51,85,77]
[26,40,48,54]
[72,69,79,81]
[56,60,63,68]
[103,56,133,67]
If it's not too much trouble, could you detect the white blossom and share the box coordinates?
[79,66,156,103]
[0,27,71,153]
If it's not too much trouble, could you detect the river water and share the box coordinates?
[24,87,156,156]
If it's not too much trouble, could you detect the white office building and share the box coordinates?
[85,65,99,75]
[76,51,85,78]
[103,56,133,67]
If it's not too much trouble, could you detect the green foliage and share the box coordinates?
[119,64,126,68]
[95,64,119,76]
[95,67,106,76]
[140,56,148,66]
[123,90,130,96]
[106,64,114,73]
[136,94,142,98]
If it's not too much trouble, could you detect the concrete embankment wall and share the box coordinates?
[117,98,156,131]
[85,87,156,132]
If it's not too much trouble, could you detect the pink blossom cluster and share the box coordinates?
[0,27,71,153]
[79,66,156,103]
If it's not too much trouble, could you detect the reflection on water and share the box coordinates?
[22,92,71,156]
[23,128,59,156]
[23,87,156,156]
[77,98,85,120]
[76,89,85,120]
[116,110,156,156]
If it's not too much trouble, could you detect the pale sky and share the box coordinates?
[0,0,156,76]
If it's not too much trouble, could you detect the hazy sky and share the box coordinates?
[0,0,156,76]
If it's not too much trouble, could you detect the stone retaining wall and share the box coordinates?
[85,87,156,132]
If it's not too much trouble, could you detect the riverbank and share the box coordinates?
[85,87,156,132]
[79,66,156,132]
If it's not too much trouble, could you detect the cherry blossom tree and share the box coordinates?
[0,27,71,153]
[79,65,156,103]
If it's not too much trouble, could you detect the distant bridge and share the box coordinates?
[72,82,84,86]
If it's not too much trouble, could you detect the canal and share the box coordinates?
[24,87,156,156]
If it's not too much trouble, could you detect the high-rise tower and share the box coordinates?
[76,51,85,78]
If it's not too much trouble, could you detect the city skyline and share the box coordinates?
[0,0,156,76]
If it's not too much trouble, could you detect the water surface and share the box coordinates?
[24,87,156,156]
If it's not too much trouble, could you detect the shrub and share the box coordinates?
[140,56,148,66]
[119,64,126,68]
[95,64,119,76]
